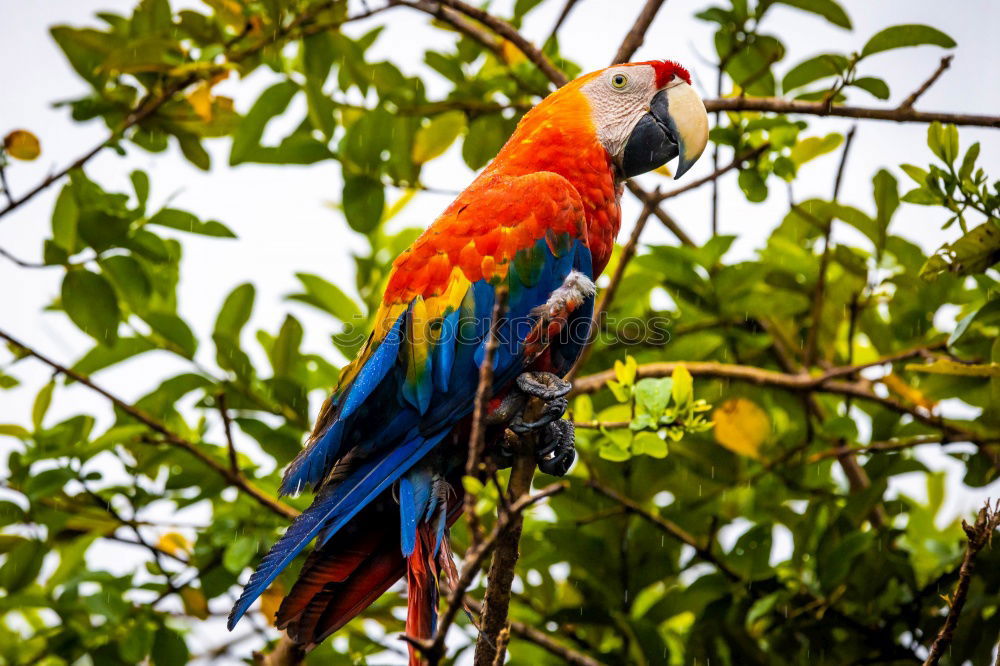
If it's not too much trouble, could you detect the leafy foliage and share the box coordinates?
[1,1,998,665]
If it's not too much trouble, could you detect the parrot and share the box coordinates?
[228,59,709,661]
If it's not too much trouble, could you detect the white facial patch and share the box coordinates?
[581,65,659,159]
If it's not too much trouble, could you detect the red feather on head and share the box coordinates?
[635,59,692,87]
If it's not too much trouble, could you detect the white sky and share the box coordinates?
[1,0,999,663]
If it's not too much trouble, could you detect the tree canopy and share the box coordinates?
[1,1,999,665]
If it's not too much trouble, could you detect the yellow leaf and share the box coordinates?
[712,398,769,459]
[157,532,192,556]
[261,579,285,625]
[180,587,210,619]
[881,373,937,410]
[187,83,213,122]
[905,359,1000,377]
[4,130,41,161]
[500,39,526,66]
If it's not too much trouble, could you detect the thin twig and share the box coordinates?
[899,55,954,111]
[611,0,668,64]
[654,143,770,203]
[803,125,856,368]
[0,245,45,268]
[587,478,741,582]
[217,392,239,474]
[0,328,298,520]
[922,500,1000,666]
[625,181,696,247]
[464,597,606,666]
[0,1,382,223]
[465,288,509,548]
[548,0,584,43]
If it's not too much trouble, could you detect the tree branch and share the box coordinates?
[587,478,741,582]
[571,350,998,456]
[548,0,584,43]
[611,0,668,65]
[702,96,1000,128]
[464,597,607,666]
[0,328,299,520]
[922,500,1000,666]
[803,125,857,368]
[899,55,953,111]
[473,447,536,665]
[0,1,383,223]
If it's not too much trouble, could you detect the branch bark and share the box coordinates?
[0,327,299,520]
[922,501,1000,666]
[473,448,536,665]
[465,597,607,666]
[611,0,668,64]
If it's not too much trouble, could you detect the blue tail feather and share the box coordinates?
[228,429,447,630]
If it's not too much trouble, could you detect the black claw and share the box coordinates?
[509,397,568,434]
[516,371,571,401]
[536,419,576,477]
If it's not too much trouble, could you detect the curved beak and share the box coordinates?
[619,81,709,180]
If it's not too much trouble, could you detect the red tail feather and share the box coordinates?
[406,525,440,666]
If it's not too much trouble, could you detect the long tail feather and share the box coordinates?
[228,429,447,629]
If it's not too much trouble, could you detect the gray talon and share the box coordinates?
[536,419,576,476]
[516,371,571,401]
[509,397,568,433]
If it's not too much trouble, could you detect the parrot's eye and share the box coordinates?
[610,73,629,89]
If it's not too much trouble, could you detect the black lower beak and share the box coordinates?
[619,90,679,179]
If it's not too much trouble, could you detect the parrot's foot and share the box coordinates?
[516,371,572,401]
[536,419,576,476]
[509,372,571,434]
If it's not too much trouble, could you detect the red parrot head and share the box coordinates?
[577,60,709,179]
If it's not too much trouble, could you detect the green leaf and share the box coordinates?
[905,359,1000,377]
[921,222,1000,280]
[230,81,299,166]
[32,381,55,430]
[147,208,236,238]
[949,298,1000,347]
[130,170,150,210]
[152,626,190,666]
[861,24,956,57]
[62,268,120,346]
[214,283,256,339]
[412,111,466,164]
[635,378,673,417]
[287,273,361,322]
[272,315,303,378]
[50,27,116,86]
[100,254,152,313]
[959,142,980,182]
[0,539,45,593]
[143,312,197,358]
[463,115,510,170]
[790,133,843,166]
[51,184,79,253]
[342,175,385,234]
[872,169,899,247]
[851,76,890,100]
[223,535,257,573]
[738,169,768,202]
[774,0,851,29]
[71,337,156,377]
[781,53,847,91]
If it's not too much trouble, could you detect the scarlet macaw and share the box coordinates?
[228,60,709,657]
